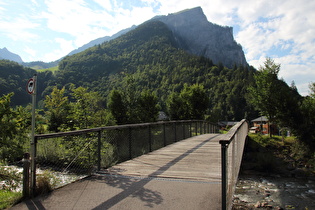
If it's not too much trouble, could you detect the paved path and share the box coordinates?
[11,134,223,210]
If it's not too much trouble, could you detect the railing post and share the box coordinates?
[174,122,177,142]
[220,140,229,210]
[128,127,132,159]
[148,125,152,152]
[199,121,203,135]
[183,122,186,139]
[22,153,30,198]
[190,121,192,137]
[30,137,37,197]
[97,130,102,171]
[195,121,198,136]
[163,123,166,146]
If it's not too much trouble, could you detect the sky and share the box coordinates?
[0,0,315,96]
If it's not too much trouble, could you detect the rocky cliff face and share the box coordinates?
[155,7,247,68]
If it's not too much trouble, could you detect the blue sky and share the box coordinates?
[1,0,315,96]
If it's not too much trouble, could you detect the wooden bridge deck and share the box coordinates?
[103,133,222,182]
[11,134,224,210]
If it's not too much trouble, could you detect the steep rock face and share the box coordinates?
[155,7,247,68]
[0,47,23,63]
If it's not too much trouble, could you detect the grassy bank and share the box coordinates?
[0,191,21,209]
[241,134,315,176]
[0,165,22,209]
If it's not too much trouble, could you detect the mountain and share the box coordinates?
[54,18,256,121]
[18,25,137,70]
[67,25,137,56]
[153,7,247,68]
[64,7,247,69]
[0,47,23,63]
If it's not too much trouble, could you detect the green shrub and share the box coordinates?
[36,170,59,195]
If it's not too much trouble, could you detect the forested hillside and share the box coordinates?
[0,20,257,121]
[0,60,55,106]
[51,20,257,121]
[0,60,36,105]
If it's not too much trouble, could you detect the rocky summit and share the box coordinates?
[154,7,247,68]
[0,47,23,63]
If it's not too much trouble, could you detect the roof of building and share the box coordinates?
[251,116,268,122]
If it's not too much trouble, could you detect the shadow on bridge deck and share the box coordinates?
[11,134,223,210]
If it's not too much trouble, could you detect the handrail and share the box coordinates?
[35,120,217,140]
[219,119,248,210]
[219,119,247,144]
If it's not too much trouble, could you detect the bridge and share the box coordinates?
[13,120,248,210]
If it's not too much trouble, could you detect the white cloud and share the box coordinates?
[41,0,158,48]
[55,38,75,55]
[109,6,156,31]
[24,46,37,58]
[92,0,112,11]
[41,38,76,61]
[0,17,39,41]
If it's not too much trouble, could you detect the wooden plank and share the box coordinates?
[103,134,223,182]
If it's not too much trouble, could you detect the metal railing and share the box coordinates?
[26,120,219,197]
[219,119,248,210]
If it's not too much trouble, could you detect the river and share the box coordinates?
[0,165,87,192]
[233,174,315,209]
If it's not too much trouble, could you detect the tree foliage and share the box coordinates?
[0,93,30,162]
[44,86,70,132]
[248,58,315,149]
[247,58,281,124]
[167,84,209,120]
[108,80,160,124]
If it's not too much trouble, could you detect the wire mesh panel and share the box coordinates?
[175,123,182,141]
[36,134,98,190]
[131,126,150,158]
[99,130,121,168]
[150,124,164,151]
[105,128,131,163]
[182,122,190,139]
[37,135,98,174]
[164,123,176,145]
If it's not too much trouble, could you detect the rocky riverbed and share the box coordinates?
[233,174,315,210]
